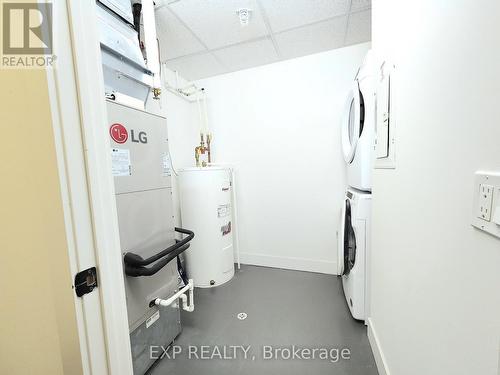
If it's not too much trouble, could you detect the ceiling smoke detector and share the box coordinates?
[236,8,252,26]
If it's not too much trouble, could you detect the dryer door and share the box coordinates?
[341,81,365,164]
[340,199,356,276]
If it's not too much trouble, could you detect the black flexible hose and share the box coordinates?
[123,227,194,267]
[125,243,191,277]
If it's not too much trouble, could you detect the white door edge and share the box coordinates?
[47,1,133,374]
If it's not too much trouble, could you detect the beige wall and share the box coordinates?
[0,68,83,374]
[370,1,500,374]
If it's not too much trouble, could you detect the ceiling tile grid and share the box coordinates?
[275,15,348,60]
[258,0,350,33]
[213,38,279,72]
[344,9,371,46]
[350,0,372,12]
[165,52,228,80]
[155,7,206,60]
[158,0,372,81]
[168,0,269,49]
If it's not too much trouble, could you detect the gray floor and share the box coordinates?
[149,265,378,375]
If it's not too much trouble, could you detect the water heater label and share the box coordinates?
[217,204,231,218]
[146,310,160,328]
[221,221,232,236]
[111,148,131,176]
[162,152,171,176]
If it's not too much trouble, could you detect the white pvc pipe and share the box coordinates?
[196,93,203,133]
[155,279,194,312]
[164,85,196,102]
[231,167,241,270]
[160,65,202,102]
[179,281,194,312]
[142,0,161,89]
[202,92,209,134]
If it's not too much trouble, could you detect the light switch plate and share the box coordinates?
[375,61,397,170]
[472,171,500,239]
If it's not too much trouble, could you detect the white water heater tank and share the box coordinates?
[179,167,235,287]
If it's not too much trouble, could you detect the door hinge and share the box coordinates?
[74,267,98,297]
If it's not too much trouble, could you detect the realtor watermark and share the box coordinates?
[150,345,351,364]
[1,2,56,68]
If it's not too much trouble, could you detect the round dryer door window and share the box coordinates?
[341,81,365,164]
[343,199,356,276]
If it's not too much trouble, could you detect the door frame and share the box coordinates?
[46,1,133,374]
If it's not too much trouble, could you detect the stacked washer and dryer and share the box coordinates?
[338,52,376,321]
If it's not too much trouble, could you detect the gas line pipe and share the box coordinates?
[151,279,194,312]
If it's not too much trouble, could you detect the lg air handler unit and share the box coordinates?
[107,100,193,375]
[179,167,235,288]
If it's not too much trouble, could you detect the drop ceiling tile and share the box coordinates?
[213,38,278,72]
[259,0,350,33]
[275,16,347,60]
[350,0,371,12]
[345,9,371,45]
[168,0,269,49]
[155,7,206,60]
[164,53,227,81]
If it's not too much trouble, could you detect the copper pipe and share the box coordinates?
[195,146,201,167]
[206,133,212,164]
[194,133,212,167]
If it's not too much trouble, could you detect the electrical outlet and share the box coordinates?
[472,172,500,239]
[477,184,494,221]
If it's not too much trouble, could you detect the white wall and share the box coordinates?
[166,92,198,227]
[369,2,500,375]
[158,69,201,226]
[196,43,370,274]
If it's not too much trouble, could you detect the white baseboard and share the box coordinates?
[367,318,390,375]
[239,252,337,275]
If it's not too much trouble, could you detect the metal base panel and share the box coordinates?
[130,304,181,375]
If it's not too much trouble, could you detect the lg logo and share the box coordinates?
[131,130,148,144]
[109,124,147,144]
[109,123,128,144]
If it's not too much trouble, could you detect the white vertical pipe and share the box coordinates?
[142,0,161,89]
[181,279,195,312]
[202,91,209,134]
[230,167,241,269]
[196,93,204,134]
